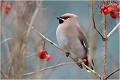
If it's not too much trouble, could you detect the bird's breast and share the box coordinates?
[56,30,70,50]
[56,25,86,58]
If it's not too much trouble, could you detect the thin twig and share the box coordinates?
[1,70,8,79]
[107,22,120,38]
[22,61,83,76]
[92,7,104,40]
[81,63,101,79]
[89,1,98,79]
[105,68,120,79]
[25,2,40,41]
[0,38,13,44]
[46,53,63,79]
[25,21,65,53]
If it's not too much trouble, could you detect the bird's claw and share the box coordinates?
[65,52,70,57]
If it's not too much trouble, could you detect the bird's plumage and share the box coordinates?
[56,13,94,71]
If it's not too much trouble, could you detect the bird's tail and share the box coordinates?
[82,56,94,72]
[73,56,94,72]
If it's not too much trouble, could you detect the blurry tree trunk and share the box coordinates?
[88,0,98,79]
[8,1,30,79]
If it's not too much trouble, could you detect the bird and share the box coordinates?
[56,13,94,72]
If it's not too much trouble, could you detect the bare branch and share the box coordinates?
[106,68,120,79]
[0,38,13,44]
[91,5,104,40]
[22,61,83,76]
[107,22,120,38]
[89,1,98,78]
[25,21,65,53]
[25,2,40,41]
[81,63,101,79]
[102,1,107,80]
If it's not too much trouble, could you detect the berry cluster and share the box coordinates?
[1,2,11,14]
[35,47,51,61]
[100,3,120,19]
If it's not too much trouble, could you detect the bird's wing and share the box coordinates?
[75,22,95,66]
[76,24,89,53]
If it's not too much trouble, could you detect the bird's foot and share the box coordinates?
[74,58,83,69]
[65,52,70,57]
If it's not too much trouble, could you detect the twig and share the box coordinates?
[105,68,120,79]
[0,38,13,44]
[89,0,98,79]
[25,2,40,41]
[25,21,65,53]
[92,6,104,40]
[25,53,35,58]
[107,22,120,38]
[46,54,63,79]
[1,70,8,79]
[22,61,83,76]
[102,1,107,80]
[81,63,101,79]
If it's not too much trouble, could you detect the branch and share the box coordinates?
[22,61,83,76]
[106,68,120,79]
[81,63,101,79]
[107,22,120,38]
[89,1,98,79]
[25,2,40,41]
[102,1,107,80]
[92,7,105,40]
[25,22,65,53]
[0,38,13,44]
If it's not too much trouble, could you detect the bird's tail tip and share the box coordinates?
[87,69,94,73]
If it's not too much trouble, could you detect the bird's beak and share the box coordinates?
[56,16,60,19]
[56,16,64,24]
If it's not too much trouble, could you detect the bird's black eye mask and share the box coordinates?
[57,16,64,24]
[57,16,70,24]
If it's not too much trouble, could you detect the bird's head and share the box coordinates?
[57,13,77,24]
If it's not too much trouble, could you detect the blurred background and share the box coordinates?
[1,0,119,79]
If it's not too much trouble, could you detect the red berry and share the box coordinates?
[112,3,118,8]
[110,12,117,19]
[100,9,102,13]
[39,49,47,59]
[108,7,114,13]
[117,5,120,9]
[35,49,47,59]
[114,12,120,18]
[35,48,51,61]
[103,9,109,15]
[105,4,110,8]
[4,5,11,14]
[117,5,120,11]
[100,6,105,11]
[45,54,51,61]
